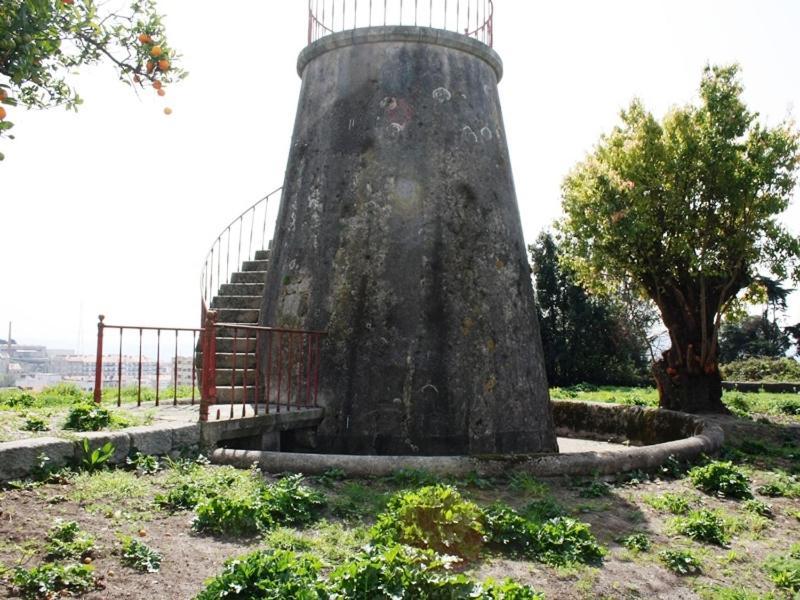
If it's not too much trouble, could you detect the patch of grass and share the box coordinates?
[155,464,258,511]
[659,548,703,576]
[619,533,651,552]
[12,563,97,598]
[383,468,439,488]
[509,473,550,496]
[765,555,800,593]
[371,484,484,561]
[45,521,96,560]
[688,461,752,499]
[671,509,730,546]
[756,473,800,498]
[643,492,693,514]
[315,467,345,488]
[71,469,153,505]
[576,479,612,498]
[264,521,369,567]
[696,584,765,599]
[521,497,567,522]
[329,481,390,520]
[119,536,162,573]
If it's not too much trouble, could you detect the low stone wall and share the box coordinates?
[212,401,725,478]
[722,381,800,394]
[0,423,200,482]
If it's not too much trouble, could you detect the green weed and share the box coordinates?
[64,404,111,431]
[671,509,730,546]
[119,536,162,572]
[12,563,96,598]
[44,521,95,560]
[659,548,703,575]
[620,533,651,552]
[688,461,752,499]
[643,492,692,514]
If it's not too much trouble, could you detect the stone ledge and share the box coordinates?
[211,401,725,478]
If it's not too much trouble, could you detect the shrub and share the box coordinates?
[521,498,566,522]
[127,452,160,475]
[45,521,96,560]
[64,404,111,431]
[371,485,484,560]
[316,467,346,488]
[577,480,612,498]
[384,468,439,488]
[120,537,162,573]
[672,509,730,546]
[508,473,549,496]
[721,357,800,382]
[195,549,324,600]
[659,549,703,575]
[776,397,800,416]
[688,461,752,499]
[12,563,96,598]
[483,503,538,556]
[742,498,774,518]
[620,533,651,552]
[326,545,543,600]
[643,492,692,515]
[192,474,325,536]
[22,415,48,432]
[3,391,36,408]
[534,517,606,566]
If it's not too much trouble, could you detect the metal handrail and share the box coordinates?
[200,187,283,314]
[308,0,494,47]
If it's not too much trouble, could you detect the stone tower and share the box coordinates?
[259,1,558,455]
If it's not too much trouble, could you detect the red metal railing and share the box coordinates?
[92,315,201,407]
[308,0,494,47]
[200,187,282,316]
[200,321,326,422]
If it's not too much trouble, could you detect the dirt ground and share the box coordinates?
[0,414,798,599]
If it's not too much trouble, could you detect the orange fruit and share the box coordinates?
[146,61,155,73]
[150,45,162,57]
[138,529,146,537]
[152,80,162,90]
[0,107,6,120]
[157,59,170,71]
[138,33,152,44]
[157,88,165,97]
[163,107,173,115]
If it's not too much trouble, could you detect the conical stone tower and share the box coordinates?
[260,3,558,455]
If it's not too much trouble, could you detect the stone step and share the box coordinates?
[254,250,271,261]
[214,337,257,353]
[215,369,258,386]
[216,308,260,324]
[215,352,258,369]
[242,260,270,272]
[231,271,267,284]
[216,325,259,339]
[219,283,264,296]
[215,386,257,403]
[211,295,262,310]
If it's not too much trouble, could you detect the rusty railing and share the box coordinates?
[200,187,282,316]
[92,315,201,407]
[308,0,494,47]
[200,320,326,422]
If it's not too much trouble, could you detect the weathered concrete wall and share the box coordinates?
[260,27,557,455]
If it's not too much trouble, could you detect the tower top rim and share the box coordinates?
[307,0,494,48]
[297,25,503,81]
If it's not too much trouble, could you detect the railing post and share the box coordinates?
[200,310,218,422]
[93,315,105,405]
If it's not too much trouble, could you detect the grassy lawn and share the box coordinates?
[0,384,199,443]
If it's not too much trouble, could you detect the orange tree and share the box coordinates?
[559,65,800,413]
[0,0,185,159]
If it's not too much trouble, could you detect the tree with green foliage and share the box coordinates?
[0,0,185,159]
[719,313,791,363]
[530,231,654,387]
[560,65,800,413]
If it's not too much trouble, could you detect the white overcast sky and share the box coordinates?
[2,0,799,355]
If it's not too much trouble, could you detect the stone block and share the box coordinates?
[127,425,175,456]
[0,437,75,482]
[171,423,201,451]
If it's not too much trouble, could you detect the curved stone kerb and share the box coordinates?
[297,26,504,81]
